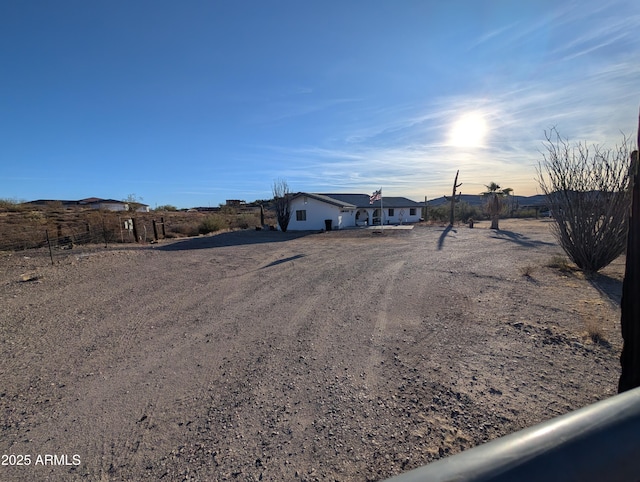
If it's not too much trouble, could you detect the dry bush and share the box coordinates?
[547,255,574,273]
[537,128,633,274]
[170,222,200,237]
[0,199,27,212]
[583,317,608,345]
[198,215,226,235]
[272,179,292,232]
[230,213,259,230]
[518,265,536,277]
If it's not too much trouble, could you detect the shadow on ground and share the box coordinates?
[589,273,623,306]
[489,230,556,248]
[155,230,315,251]
[437,225,456,251]
[260,254,306,269]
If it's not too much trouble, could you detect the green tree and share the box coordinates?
[481,182,512,230]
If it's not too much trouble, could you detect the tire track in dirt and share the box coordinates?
[364,259,406,393]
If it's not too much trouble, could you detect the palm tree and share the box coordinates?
[481,182,512,230]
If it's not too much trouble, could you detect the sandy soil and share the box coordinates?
[0,219,625,481]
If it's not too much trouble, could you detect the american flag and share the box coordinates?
[369,189,382,204]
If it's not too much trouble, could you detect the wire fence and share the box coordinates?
[0,214,168,265]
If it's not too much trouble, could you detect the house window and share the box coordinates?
[388,208,395,216]
[410,208,416,216]
[296,210,307,221]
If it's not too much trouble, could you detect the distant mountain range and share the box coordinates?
[427,194,548,208]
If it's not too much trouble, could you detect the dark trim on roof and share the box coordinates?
[316,193,423,209]
[291,193,357,209]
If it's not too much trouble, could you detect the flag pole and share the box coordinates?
[380,188,383,232]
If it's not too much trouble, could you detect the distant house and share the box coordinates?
[286,193,423,231]
[26,197,150,212]
[78,198,150,212]
[26,199,79,207]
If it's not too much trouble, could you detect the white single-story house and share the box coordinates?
[78,197,150,212]
[286,193,424,231]
[26,197,151,212]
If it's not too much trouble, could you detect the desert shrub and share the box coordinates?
[272,179,292,232]
[230,213,258,230]
[44,201,64,210]
[428,203,483,223]
[0,199,27,212]
[84,211,121,245]
[170,223,199,237]
[428,205,448,223]
[198,215,226,234]
[537,129,633,273]
[584,317,608,345]
[156,205,178,212]
[456,201,482,222]
[547,255,574,273]
[518,265,536,277]
[26,211,46,224]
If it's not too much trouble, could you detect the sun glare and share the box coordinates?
[449,112,488,148]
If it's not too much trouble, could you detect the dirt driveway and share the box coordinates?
[0,219,624,481]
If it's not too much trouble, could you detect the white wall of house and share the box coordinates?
[355,207,421,225]
[89,202,149,212]
[287,196,356,231]
[93,202,128,212]
[384,207,421,224]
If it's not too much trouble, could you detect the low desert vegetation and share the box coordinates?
[547,255,575,273]
[583,317,608,346]
[0,198,27,212]
[198,214,227,234]
[0,203,268,251]
[427,202,484,224]
[155,204,178,212]
[537,128,634,274]
[272,178,292,232]
[425,202,537,224]
[518,265,536,277]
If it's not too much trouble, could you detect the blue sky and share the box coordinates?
[1,1,638,209]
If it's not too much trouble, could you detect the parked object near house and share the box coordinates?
[288,193,423,231]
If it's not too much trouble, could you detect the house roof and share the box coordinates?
[78,197,149,206]
[292,193,357,209]
[26,197,149,208]
[25,199,78,205]
[316,193,423,209]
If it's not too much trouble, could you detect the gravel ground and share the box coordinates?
[0,219,624,481]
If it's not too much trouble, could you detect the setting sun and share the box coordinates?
[449,112,488,147]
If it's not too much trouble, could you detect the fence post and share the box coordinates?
[132,218,139,243]
[161,217,166,237]
[45,230,54,265]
